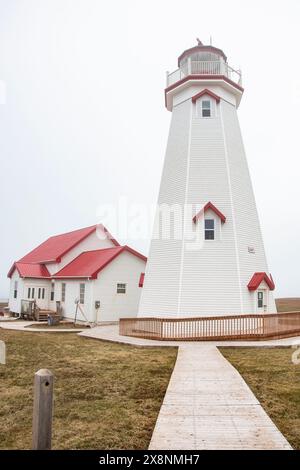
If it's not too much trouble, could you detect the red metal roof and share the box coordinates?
[139,272,145,287]
[18,224,119,264]
[8,262,51,279]
[53,246,147,279]
[193,202,226,224]
[247,272,275,291]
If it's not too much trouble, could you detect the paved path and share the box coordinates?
[78,323,300,347]
[2,321,300,346]
[149,344,292,450]
[0,321,84,333]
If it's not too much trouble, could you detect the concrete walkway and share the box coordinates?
[78,323,300,347]
[149,344,292,450]
[0,321,85,333]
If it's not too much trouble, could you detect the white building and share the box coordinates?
[138,40,276,318]
[8,224,146,322]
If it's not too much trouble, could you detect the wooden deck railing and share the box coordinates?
[119,312,300,341]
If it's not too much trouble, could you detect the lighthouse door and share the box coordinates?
[257,290,267,313]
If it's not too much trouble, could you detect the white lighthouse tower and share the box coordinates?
[139,40,276,318]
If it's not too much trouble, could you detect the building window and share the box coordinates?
[31,288,35,299]
[38,287,45,300]
[50,283,55,301]
[79,283,85,304]
[14,281,18,299]
[202,100,211,117]
[205,219,215,240]
[61,283,66,302]
[258,291,264,308]
[117,283,126,294]
[27,287,31,299]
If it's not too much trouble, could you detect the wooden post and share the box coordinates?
[32,369,54,450]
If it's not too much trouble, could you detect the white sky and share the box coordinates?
[0,0,299,298]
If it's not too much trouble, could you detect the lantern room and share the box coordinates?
[166,39,242,89]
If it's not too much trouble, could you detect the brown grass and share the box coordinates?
[220,347,300,449]
[0,329,177,449]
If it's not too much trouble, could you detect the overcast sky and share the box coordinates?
[0,0,299,298]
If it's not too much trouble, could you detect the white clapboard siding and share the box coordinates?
[138,75,276,317]
[54,251,145,322]
[8,270,23,314]
[92,250,146,322]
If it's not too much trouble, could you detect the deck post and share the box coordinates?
[32,369,54,450]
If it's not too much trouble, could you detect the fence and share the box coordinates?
[119,312,300,341]
[166,61,242,87]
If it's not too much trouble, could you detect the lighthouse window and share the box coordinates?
[205,219,215,240]
[202,100,211,117]
[117,283,126,294]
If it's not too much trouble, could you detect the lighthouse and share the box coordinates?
[139,40,276,318]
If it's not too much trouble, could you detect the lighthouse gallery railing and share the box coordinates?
[166,61,242,88]
[119,311,300,341]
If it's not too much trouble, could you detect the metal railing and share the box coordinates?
[119,311,300,341]
[21,299,36,320]
[166,61,242,88]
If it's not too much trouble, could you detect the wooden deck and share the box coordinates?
[20,300,61,322]
[119,312,300,341]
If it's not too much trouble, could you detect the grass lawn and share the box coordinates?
[220,347,300,449]
[0,329,177,449]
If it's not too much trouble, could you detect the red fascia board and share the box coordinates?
[90,246,147,279]
[52,246,147,280]
[53,275,92,279]
[100,224,120,247]
[18,224,119,265]
[247,272,275,291]
[139,272,145,287]
[165,74,244,108]
[193,202,226,224]
[22,275,52,279]
[34,259,61,264]
[166,74,244,94]
[7,262,17,278]
[17,226,97,264]
[191,88,221,104]
[52,247,122,280]
[52,225,97,261]
[123,245,147,263]
[90,248,125,279]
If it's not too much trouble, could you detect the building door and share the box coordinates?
[36,286,48,309]
[257,290,267,313]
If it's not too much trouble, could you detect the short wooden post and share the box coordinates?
[32,369,54,450]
